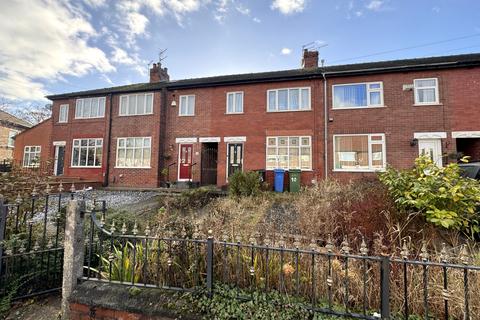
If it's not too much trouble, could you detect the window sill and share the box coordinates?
[332,105,386,110]
[266,169,313,172]
[225,112,244,115]
[413,103,442,107]
[114,166,152,169]
[333,169,385,173]
[70,166,102,169]
[73,117,105,120]
[178,114,195,117]
[267,109,312,113]
[118,113,154,117]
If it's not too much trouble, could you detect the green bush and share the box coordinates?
[379,156,480,236]
[228,171,261,197]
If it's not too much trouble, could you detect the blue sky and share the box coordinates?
[1,0,479,109]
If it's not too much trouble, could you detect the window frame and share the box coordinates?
[414,78,439,105]
[265,136,312,170]
[333,133,386,172]
[71,138,103,168]
[179,95,195,116]
[119,93,154,116]
[59,104,69,123]
[332,82,384,109]
[7,130,18,148]
[23,146,41,168]
[266,87,311,112]
[75,97,106,119]
[115,137,152,169]
[226,91,244,114]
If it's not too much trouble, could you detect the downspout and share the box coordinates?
[104,93,113,187]
[158,88,168,186]
[322,72,328,179]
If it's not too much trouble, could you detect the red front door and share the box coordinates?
[179,144,193,180]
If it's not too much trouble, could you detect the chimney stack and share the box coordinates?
[301,49,319,69]
[150,62,170,83]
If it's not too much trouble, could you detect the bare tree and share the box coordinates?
[14,104,52,124]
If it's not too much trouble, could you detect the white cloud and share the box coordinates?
[253,17,261,23]
[281,48,292,55]
[271,0,305,15]
[235,3,250,15]
[366,0,384,11]
[432,6,440,13]
[83,0,107,8]
[111,47,137,65]
[0,0,114,101]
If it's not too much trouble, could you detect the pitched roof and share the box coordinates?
[0,110,32,128]
[46,52,480,99]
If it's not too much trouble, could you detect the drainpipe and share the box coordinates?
[322,72,328,179]
[104,93,113,187]
[158,88,168,186]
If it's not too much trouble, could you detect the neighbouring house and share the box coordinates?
[0,110,31,162]
[13,50,480,188]
[12,118,53,171]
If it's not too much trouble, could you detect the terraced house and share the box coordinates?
[13,50,480,188]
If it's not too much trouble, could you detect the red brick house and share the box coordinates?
[13,51,480,188]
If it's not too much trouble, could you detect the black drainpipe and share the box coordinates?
[158,88,168,186]
[104,93,113,187]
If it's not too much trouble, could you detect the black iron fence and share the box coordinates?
[0,184,85,300]
[83,207,480,320]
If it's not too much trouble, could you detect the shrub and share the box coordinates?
[228,171,261,197]
[379,156,480,236]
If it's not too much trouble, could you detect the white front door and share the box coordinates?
[418,139,442,166]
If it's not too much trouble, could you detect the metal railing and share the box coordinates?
[0,183,85,299]
[82,208,480,319]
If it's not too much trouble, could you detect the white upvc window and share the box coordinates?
[75,97,106,119]
[179,95,195,116]
[414,78,439,105]
[71,138,103,167]
[266,136,312,170]
[267,87,311,112]
[333,82,384,109]
[7,130,18,147]
[119,93,154,116]
[23,146,41,167]
[333,134,386,172]
[116,137,151,168]
[59,104,69,123]
[226,92,244,114]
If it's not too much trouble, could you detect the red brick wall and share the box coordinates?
[108,92,162,187]
[51,98,109,182]
[13,118,53,169]
[164,80,323,187]
[326,69,460,181]
[70,302,173,320]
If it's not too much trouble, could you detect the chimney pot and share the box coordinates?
[302,49,319,69]
[150,61,169,83]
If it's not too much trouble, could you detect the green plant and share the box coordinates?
[228,171,261,197]
[379,156,480,236]
[187,284,315,320]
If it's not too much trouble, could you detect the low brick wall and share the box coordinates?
[69,281,198,320]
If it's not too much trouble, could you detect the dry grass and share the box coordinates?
[153,178,480,319]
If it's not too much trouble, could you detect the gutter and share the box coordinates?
[103,93,113,187]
